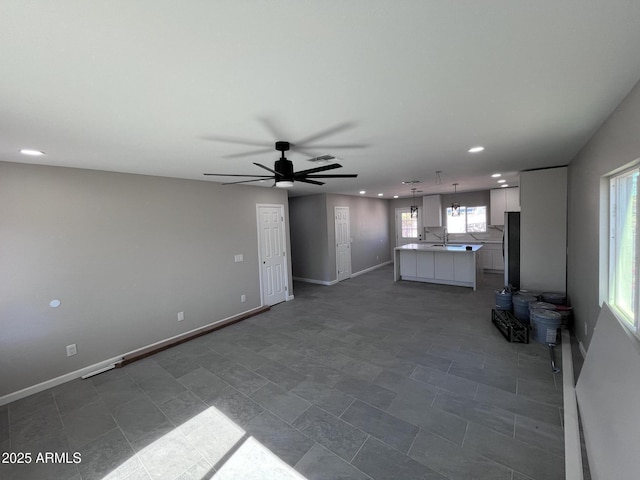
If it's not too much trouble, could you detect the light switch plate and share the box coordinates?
[234,254,243,263]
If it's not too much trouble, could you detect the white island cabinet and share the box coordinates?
[394,243,483,290]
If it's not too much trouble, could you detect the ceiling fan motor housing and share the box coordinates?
[275,158,294,179]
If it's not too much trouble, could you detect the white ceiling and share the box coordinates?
[2,1,640,198]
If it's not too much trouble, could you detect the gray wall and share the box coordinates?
[567,78,640,350]
[0,162,291,397]
[289,194,391,283]
[289,194,329,281]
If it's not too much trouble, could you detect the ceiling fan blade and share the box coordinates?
[204,173,273,178]
[304,174,358,178]
[223,147,274,159]
[296,178,325,186]
[300,144,368,149]
[293,122,355,146]
[200,135,272,148]
[257,117,286,140]
[253,162,281,176]
[222,177,275,185]
[294,163,342,176]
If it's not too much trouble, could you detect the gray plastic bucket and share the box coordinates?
[528,301,556,313]
[512,294,537,324]
[531,309,562,344]
[495,291,513,311]
[541,292,567,305]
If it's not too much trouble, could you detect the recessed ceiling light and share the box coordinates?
[377,193,384,197]
[20,149,45,156]
[393,195,399,199]
[359,190,366,195]
[501,184,509,188]
[491,173,501,178]
[498,179,506,183]
[468,146,484,153]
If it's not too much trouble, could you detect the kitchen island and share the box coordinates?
[394,243,483,290]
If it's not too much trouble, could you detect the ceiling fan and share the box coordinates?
[203,140,358,188]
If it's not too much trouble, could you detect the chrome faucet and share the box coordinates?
[443,227,449,246]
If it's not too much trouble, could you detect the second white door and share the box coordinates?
[335,206,351,282]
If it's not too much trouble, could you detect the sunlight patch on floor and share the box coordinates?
[101,406,308,480]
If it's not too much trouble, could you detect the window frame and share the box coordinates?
[608,166,640,335]
[445,205,487,234]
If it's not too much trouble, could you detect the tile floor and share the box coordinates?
[0,265,566,480]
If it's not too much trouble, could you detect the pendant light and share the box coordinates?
[451,183,461,216]
[410,188,419,218]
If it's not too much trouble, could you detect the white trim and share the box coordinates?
[0,355,123,406]
[561,328,584,480]
[292,276,338,286]
[578,339,587,359]
[0,306,265,407]
[351,261,392,277]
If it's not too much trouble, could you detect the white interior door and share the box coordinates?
[335,206,351,282]
[257,204,287,306]
[396,207,422,246]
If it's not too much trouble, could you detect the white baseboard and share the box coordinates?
[578,339,587,358]
[351,261,392,278]
[293,261,392,286]
[0,305,266,407]
[0,355,123,407]
[292,276,338,286]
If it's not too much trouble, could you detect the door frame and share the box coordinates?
[335,206,352,282]
[256,203,291,305]
[395,207,423,246]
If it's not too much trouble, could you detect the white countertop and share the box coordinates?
[396,243,483,252]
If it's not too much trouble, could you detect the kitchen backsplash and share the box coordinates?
[422,225,504,243]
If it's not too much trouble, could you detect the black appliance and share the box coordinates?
[503,211,520,289]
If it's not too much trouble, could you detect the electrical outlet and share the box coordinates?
[66,344,77,357]
[241,294,246,303]
[234,254,243,263]
[178,311,184,322]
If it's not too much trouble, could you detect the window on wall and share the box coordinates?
[609,167,639,333]
[446,205,487,233]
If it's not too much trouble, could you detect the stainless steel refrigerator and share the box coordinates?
[503,211,520,289]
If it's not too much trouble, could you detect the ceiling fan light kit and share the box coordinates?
[451,182,461,216]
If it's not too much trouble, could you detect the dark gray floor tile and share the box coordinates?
[250,382,311,424]
[153,351,201,378]
[295,443,372,480]
[514,414,564,457]
[396,346,454,373]
[61,399,117,450]
[207,385,265,428]
[287,357,346,386]
[340,400,418,453]
[9,402,63,451]
[290,379,355,417]
[0,405,8,443]
[409,428,512,480]
[8,389,56,423]
[410,365,479,397]
[333,375,396,410]
[448,363,518,393]
[246,411,315,467]
[517,378,563,407]
[53,378,101,416]
[130,369,186,405]
[254,361,308,390]
[222,346,272,371]
[217,363,269,395]
[386,395,468,446]
[177,367,228,403]
[293,406,367,461]
[463,421,564,480]
[94,375,146,410]
[373,370,439,404]
[352,437,446,480]
[475,383,563,427]
[157,390,208,427]
[194,350,238,375]
[77,428,139,480]
[432,390,515,436]
[110,396,173,445]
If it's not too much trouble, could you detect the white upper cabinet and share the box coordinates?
[422,195,442,227]
[490,187,520,225]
